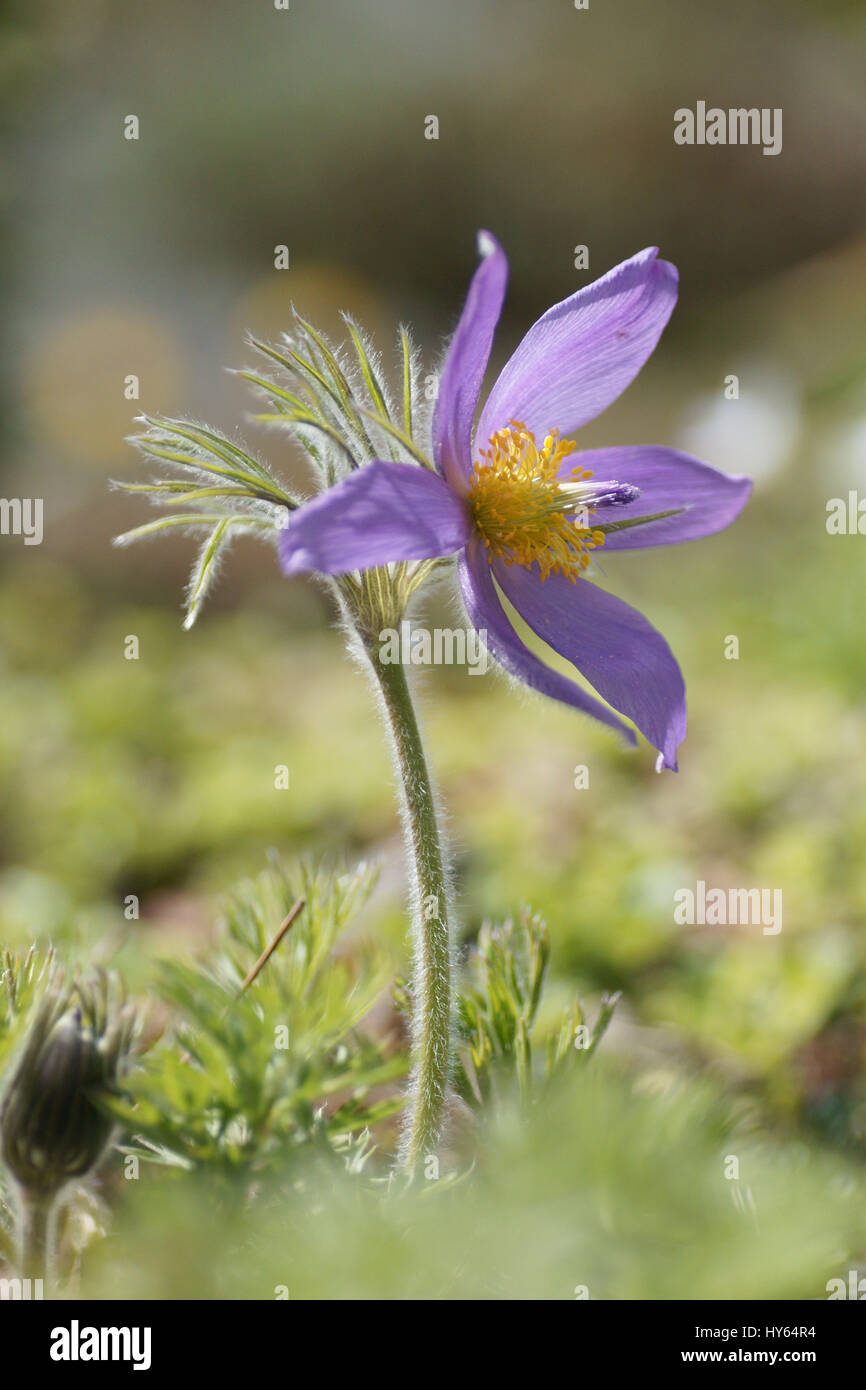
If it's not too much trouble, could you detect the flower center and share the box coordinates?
[469,420,627,583]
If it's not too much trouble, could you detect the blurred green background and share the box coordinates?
[0,0,865,1296]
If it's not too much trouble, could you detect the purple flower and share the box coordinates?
[279,234,751,770]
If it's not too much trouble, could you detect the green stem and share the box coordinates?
[17,1186,56,1286]
[366,641,452,1176]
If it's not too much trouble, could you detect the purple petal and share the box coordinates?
[279,460,470,576]
[477,248,678,448]
[492,560,686,769]
[458,538,637,747]
[433,231,508,492]
[565,446,752,550]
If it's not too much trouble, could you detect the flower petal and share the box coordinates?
[493,560,686,769]
[279,460,471,576]
[477,248,678,446]
[433,231,508,491]
[458,538,637,747]
[565,446,752,550]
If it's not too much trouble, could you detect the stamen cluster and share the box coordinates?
[469,421,606,583]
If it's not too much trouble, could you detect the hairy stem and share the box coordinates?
[17,1186,56,1285]
[364,638,452,1176]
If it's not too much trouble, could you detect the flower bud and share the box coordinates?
[1,974,135,1196]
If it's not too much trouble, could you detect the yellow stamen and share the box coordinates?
[468,420,605,583]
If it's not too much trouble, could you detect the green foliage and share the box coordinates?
[114,859,405,1180]
[0,945,58,1250]
[455,909,618,1107]
[2,870,864,1300]
[83,1063,866,1300]
[113,416,298,629]
[242,315,430,475]
[0,943,58,1075]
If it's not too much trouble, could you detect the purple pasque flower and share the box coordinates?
[279,233,751,770]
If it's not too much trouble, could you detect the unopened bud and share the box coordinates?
[1,974,135,1195]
